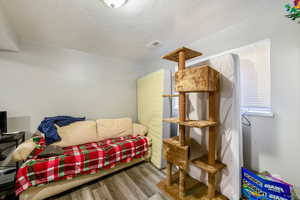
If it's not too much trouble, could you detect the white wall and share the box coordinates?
[0,41,140,135]
[142,5,300,189]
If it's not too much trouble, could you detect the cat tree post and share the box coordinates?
[208,91,218,198]
[178,50,187,198]
[158,47,227,200]
[166,162,172,186]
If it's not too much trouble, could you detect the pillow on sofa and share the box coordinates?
[12,138,36,161]
[96,118,133,140]
[133,123,148,136]
[53,120,98,147]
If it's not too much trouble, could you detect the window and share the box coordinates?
[171,39,273,117]
[231,39,273,117]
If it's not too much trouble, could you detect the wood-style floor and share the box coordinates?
[49,162,170,200]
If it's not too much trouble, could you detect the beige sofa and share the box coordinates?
[13,118,151,200]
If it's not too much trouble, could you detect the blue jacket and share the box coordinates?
[38,116,85,145]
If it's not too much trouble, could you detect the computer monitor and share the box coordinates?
[0,111,7,134]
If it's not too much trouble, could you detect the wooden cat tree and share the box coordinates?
[157,47,227,200]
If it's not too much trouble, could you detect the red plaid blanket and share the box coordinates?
[16,135,149,195]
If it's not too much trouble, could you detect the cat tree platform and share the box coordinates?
[157,172,227,200]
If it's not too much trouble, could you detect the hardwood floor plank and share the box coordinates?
[110,173,140,200]
[138,164,163,183]
[145,163,166,179]
[102,174,130,200]
[100,181,115,200]
[81,188,94,200]
[50,163,171,200]
[117,172,148,200]
[132,165,163,191]
[125,166,157,197]
[92,182,114,200]
[92,189,102,200]
[149,193,169,200]
[70,190,83,200]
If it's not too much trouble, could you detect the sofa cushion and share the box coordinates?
[133,123,148,136]
[96,118,133,140]
[54,120,97,147]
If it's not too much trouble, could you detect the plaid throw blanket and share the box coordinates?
[16,135,149,195]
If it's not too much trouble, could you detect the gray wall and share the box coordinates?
[0,41,140,136]
[142,8,300,189]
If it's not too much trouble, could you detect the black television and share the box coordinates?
[0,111,7,134]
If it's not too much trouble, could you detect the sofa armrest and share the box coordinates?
[133,123,148,136]
[12,138,36,161]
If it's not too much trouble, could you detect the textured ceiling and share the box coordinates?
[0,0,270,63]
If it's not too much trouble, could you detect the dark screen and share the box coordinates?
[0,111,7,133]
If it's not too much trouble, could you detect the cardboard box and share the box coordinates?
[242,168,292,200]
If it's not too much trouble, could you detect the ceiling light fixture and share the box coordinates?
[102,0,128,8]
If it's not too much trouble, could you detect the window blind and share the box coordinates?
[232,39,271,109]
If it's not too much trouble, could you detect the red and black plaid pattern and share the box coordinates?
[16,135,149,195]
